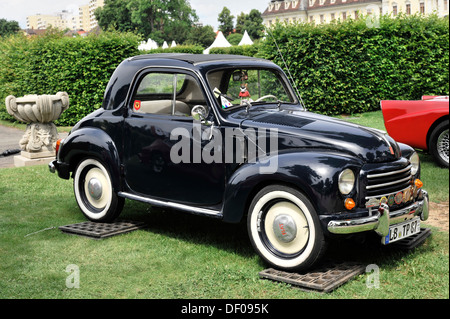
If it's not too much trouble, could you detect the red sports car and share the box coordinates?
[381,96,449,168]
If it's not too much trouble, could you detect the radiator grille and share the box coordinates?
[365,164,413,199]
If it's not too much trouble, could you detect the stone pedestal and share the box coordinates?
[5,92,69,167]
[13,152,56,167]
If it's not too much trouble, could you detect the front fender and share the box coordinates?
[221,151,362,223]
[57,127,122,192]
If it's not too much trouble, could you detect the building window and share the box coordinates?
[342,12,347,20]
[320,15,324,23]
[354,10,359,19]
[406,4,411,15]
[331,13,335,20]
[420,2,425,14]
[393,5,397,16]
[444,0,448,11]
[310,16,314,23]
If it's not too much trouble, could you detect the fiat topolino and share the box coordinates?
[50,54,429,271]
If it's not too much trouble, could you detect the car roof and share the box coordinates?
[128,53,270,65]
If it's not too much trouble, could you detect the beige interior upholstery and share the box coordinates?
[137,100,190,115]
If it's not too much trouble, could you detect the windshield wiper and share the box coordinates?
[249,100,283,110]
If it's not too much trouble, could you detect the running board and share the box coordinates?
[118,192,223,219]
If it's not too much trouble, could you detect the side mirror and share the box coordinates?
[191,105,207,122]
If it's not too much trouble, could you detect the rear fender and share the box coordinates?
[58,127,122,192]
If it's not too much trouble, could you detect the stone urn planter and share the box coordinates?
[5,92,69,166]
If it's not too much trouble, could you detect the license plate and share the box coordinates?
[383,217,420,245]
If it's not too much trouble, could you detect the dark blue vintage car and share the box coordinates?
[50,54,429,271]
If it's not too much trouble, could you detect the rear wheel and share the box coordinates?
[429,120,449,168]
[247,185,326,272]
[74,159,124,222]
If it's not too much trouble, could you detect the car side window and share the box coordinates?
[132,72,208,117]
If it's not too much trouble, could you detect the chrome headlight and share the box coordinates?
[409,152,420,175]
[338,169,355,195]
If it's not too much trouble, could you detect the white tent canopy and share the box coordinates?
[138,38,159,51]
[203,31,232,54]
[238,30,253,46]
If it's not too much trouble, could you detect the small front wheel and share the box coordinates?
[74,159,124,222]
[247,185,326,272]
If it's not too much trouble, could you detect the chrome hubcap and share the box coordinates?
[87,178,103,200]
[437,129,449,164]
[273,214,297,243]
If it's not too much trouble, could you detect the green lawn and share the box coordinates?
[0,112,448,300]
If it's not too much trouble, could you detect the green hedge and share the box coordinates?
[259,14,449,115]
[143,45,204,54]
[210,44,259,57]
[0,32,140,126]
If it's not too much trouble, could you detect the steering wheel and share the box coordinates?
[255,95,278,102]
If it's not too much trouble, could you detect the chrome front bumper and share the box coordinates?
[327,190,429,237]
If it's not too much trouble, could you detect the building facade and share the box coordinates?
[89,0,105,31]
[27,12,72,30]
[79,5,91,31]
[262,0,449,26]
[26,0,104,32]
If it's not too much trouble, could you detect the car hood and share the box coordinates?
[237,109,401,163]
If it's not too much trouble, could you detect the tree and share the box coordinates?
[95,0,134,33]
[95,0,198,45]
[185,24,216,47]
[246,9,264,39]
[0,19,20,37]
[218,7,234,35]
[235,9,264,40]
[235,12,246,34]
[226,33,243,46]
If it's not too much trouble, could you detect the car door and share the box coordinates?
[123,68,226,207]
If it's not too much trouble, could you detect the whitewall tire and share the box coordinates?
[247,185,326,272]
[74,159,124,222]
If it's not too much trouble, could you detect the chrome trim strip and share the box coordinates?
[367,165,412,178]
[118,192,223,218]
[366,175,412,189]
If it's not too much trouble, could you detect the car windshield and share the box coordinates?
[206,68,298,111]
